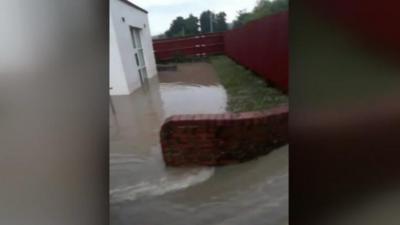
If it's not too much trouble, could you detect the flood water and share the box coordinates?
[110,62,288,225]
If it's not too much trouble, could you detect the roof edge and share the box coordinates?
[119,0,148,14]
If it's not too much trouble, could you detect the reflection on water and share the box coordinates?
[159,62,227,116]
[110,62,288,225]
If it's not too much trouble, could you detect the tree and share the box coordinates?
[270,0,289,13]
[165,14,200,37]
[251,0,288,20]
[232,0,288,28]
[165,16,186,37]
[184,14,200,35]
[200,10,216,33]
[252,0,273,20]
[215,12,228,32]
[232,10,251,29]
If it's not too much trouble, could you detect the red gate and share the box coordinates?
[153,33,224,61]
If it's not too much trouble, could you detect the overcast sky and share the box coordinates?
[132,0,259,35]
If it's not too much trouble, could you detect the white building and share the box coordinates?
[110,0,157,95]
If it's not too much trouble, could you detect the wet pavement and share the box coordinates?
[110,62,288,225]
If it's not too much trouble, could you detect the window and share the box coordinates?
[130,27,147,85]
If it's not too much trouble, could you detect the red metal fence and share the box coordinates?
[153,11,288,92]
[224,11,288,92]
[153,33,224,61]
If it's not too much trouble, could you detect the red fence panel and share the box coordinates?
[224,11,288,92]
[153,33,224,61]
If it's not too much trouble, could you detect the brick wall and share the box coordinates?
[160,105,288,167]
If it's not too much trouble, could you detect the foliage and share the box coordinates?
[165,10,229,36]
[215,12,228,32]
[164,0,288,36]
[184,14,200,35]
[152,33,167,40]
[165,14,200,37]
[161,10,226,34]
[233,0,288,28]
[165,16,186,37]
[210,55,288,112]
[199,10,216,33]
[232,10,252,29]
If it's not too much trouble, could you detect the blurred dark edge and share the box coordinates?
[0,1,108,225]
[290,1,400,224]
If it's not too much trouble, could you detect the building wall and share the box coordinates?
[110,0,157,96]
[110,18,130,95]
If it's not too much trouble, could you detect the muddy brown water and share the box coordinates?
[110,62,288,225]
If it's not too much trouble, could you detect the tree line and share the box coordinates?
[162,0,288,38]
[232,0,288,29]
[165,10,228,38]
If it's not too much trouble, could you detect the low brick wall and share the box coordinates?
[160,105,288,167]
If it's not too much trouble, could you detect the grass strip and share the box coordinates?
[210,55,288,112]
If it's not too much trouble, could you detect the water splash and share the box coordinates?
[110,167,215,203]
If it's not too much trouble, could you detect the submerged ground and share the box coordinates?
[210,56,288,112]
[110,61,288,225]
